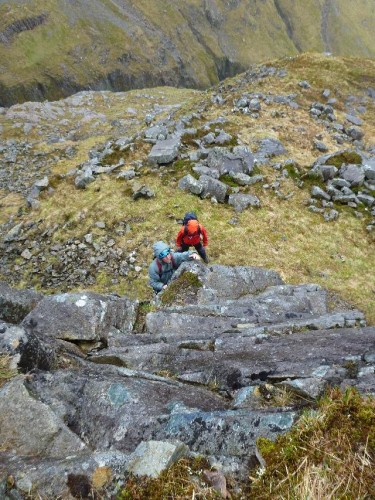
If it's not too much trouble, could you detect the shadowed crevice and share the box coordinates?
[273,0,302,52]
[321,0,333,53]
[0,14,48,44]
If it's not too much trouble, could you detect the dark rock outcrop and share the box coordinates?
[0,265,374,497]
[0,281,43,324]
[0,14,48,44]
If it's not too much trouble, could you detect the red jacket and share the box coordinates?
[176,221,208,247]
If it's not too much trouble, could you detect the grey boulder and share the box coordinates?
[339,164,365,187]
[22,292,138,342]
[0,281,43,324]
[255,138,286,164]
[206,146,254,175]
[127,440,189,478]
[148,138,180,165]
[178,174,203,195]
[199,175,228,203]
[363,157,375,180]
[228,193,261,211]
[0,377,86,458]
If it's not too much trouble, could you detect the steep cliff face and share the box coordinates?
[0,0,374,105]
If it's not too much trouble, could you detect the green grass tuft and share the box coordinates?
[251,388,375,499]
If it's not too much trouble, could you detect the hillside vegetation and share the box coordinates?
[0,0,375,104]
[0,53,374,324]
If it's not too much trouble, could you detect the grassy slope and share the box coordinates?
[221,0,297,63]
[0,56,374,499]
[328,0,375,57]
[0,0,146,88]
[275,0,325,52]
[0,54,374,323]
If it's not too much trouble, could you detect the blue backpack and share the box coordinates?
[182,212,198,225]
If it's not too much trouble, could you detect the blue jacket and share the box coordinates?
[149,242,192,292]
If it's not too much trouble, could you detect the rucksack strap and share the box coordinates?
[156,258,162,276]
[171,254,177,269]
[155,254,177,277]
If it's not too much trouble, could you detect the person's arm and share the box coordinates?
[148,262,164,292]
[176,228,184,248]
[173,251,200,266]
[201,226,208,246]
[189,253,200,260]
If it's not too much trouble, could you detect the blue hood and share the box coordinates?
[153,241,169,258]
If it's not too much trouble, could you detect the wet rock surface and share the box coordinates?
[0,264,374,497]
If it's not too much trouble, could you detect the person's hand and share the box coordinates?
[189,253,200,260]
[162,284,168,289]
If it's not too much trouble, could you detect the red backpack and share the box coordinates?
[184,219,201,237]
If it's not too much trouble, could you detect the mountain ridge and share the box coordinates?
[0,0,375,105]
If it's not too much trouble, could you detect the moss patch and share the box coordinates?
[325,151,363,168]
[133,301,155,333]
[118,456,216,499]
[219,174,239,187]
[160,271,203,306]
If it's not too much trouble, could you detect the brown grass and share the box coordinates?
[0,355,17,389]
[117,456,219,499]
[251,388,375,499]
[0,191,24,225]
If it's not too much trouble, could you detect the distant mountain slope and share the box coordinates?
[0,0,374,105]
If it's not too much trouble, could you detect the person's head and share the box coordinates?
[153,241,172,263]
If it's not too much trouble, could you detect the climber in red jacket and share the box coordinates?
[176,217,209,263]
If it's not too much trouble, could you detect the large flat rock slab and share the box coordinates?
[18,362,297,481]
[156,262,284,307]
[0,377,86,458]
[196,264,284,303]
[24,363,229,453]
[22,292,138,341]
[147,284,335,336]
[156,407,296,477]
[90,326,375,396]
